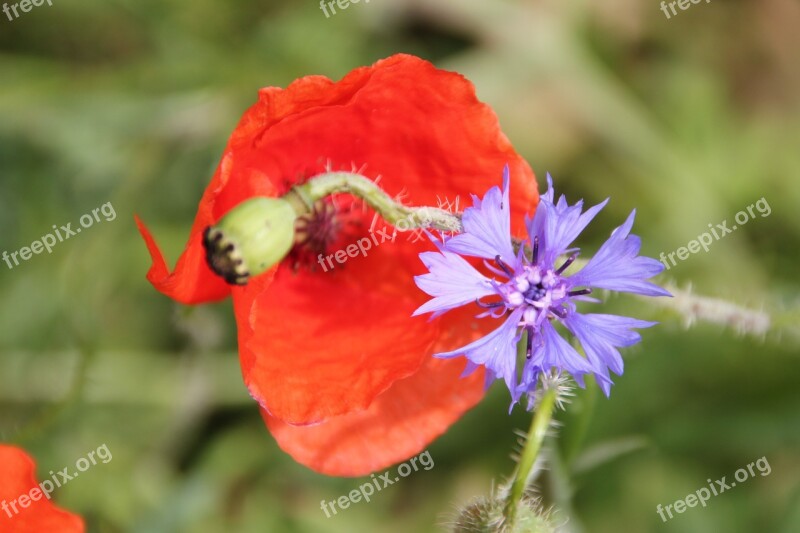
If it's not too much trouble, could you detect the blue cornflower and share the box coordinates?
[413,166,670,405]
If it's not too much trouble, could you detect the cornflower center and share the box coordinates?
[475,237,592,359]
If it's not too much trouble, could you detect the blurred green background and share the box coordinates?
[1,0,799,532]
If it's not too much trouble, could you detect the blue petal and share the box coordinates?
[546,199,609,265]
[568,210,672,297]
[541,172,555,203]
[531,320,594,379]
[413,251,496,317]
[444,165,516,264]
[435,308,524,401]
[564,312,656,396]
[524,174,551,253]
[516,353,541,401]
[526,174,609,267]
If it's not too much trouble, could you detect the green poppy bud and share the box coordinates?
[203,197,297,285]
[451,495,556,533]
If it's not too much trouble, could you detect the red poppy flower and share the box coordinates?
[0,445,84,532]
[137,54,538,476]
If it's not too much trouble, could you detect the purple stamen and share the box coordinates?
[568,288,592,297]
[532,235,539,264]
[549,305,567,319]
[555,252,579,275]
[476,297,505,309]
[525,326,533,359]
[494,255,514,277]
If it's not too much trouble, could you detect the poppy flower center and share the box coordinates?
[287,199,341,270]
[295,200,341,251]
[288,196,369,271]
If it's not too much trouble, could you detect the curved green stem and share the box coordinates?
[289,172,463,233]
[505,386,557,527]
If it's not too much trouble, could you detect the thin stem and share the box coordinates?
[289,172,463,233]
[504,386,557,527]
[646,283,773,337]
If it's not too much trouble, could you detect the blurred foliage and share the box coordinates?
[1,0,799,532]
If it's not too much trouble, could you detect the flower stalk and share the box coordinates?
[504,386,557,528]
[289,171,463,233]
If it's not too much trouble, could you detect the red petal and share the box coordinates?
[0,445,84,532]
[262,356,484,476]
[135,216,230,304]
[235,240,440,425]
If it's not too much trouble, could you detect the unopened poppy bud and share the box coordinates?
[203,197,297,285]
[451,495,555,533]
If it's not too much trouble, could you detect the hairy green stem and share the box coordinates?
[649,283,772,336]
[505,386,557,527]
[289,172,463,233]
